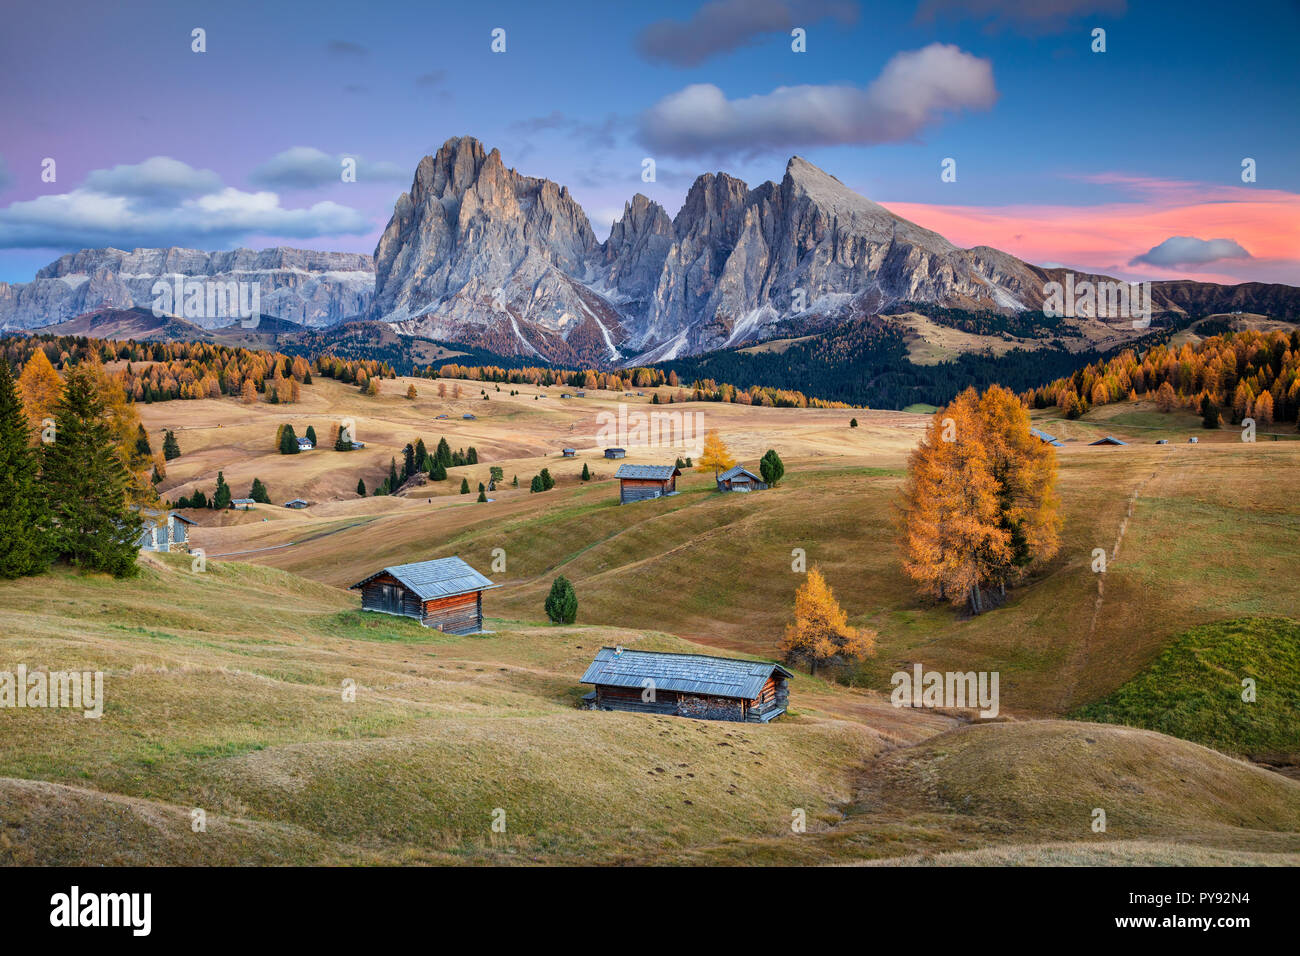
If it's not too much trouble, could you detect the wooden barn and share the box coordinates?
[614,463,680,504]
[580,648,792,723]
[716,464,767,493]
[604,447,626,459]
[135,510,196,553]
[349,557,499,633]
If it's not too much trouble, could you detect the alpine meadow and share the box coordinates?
[0,0,1298,935]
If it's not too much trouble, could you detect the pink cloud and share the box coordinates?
[881,176,1300,286]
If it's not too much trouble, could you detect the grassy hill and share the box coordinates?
[5,373,1300,864]
[2,559,1297,865]
[1074,617,1300,764]
[175,379,1300,721]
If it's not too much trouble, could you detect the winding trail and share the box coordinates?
[1056,471,1156,712]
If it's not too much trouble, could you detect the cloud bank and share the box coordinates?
[638,43,996,157]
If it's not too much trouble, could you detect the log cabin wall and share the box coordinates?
[421,591,482,634]
[619,477,670,504]
[359,573,424,618]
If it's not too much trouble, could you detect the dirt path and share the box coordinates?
[1056,470,1156,712]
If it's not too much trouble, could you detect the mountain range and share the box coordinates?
[4,136,1298,369]
[0,247,373,332]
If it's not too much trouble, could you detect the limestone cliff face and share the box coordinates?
[369,136,625,367]
[366,138,1069,364]
[0,247,374,330]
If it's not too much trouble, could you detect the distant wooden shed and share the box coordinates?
[604,447,626,459]
[349,557,499,633]
[716,464,767,493]
[135,510,196,553]
[580,647,791,722]
[561,447,577,458]
[614,464,679,504]
[1089,435,1128,446]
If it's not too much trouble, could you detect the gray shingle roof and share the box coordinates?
[580,647,792,700]
[718,465,761,481]
[1089,435,1128,445]
[349,556,499,600]
[615,464,679,480]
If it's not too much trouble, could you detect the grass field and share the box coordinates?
[1074,618,1300,763]
[2,372,1298,864]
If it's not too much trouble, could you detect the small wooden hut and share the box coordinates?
[580,648,791,722]
[349,557,498,633]
[614,464,679,504]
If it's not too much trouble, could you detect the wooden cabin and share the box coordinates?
[349,557,499,634]
[135,511,196,553]
[716,464,767,493]
[614,464,680,504]
[284,498,309,509]
[229,498,255,510]
[604,447,626,459]
[561,447,576,458]
[580,648,792,723]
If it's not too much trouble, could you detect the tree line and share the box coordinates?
[1025,328,1300,428]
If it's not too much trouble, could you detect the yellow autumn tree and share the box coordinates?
[1154,380,1176,412]
[780,567,875,675]
[695,428,735,475]
[899,386,1059,615]
[17,349,63,441]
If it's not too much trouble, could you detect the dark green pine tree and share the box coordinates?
[467,446,478,465]
[162,429,181,459]
[356,477,366,496]
[0,360,51,578]
[249,477,271,504]
[544,576,578,625]
[529,475,542,493]
[540,468,554,491]
[279,424,300,454]
[476,488,487,503]
[133,424,153,460]
[435,437,452,467]
[429,460,447,481]
[388,457,400,491]
[414,438,429,472]
[759,448,784,487]
[402,443,416,481]
[581,462,590,481]
[459,477,470,494]
[41,367,139,577]
[305,425,317,447]
[512,475,519,488]
[1201,395,1222,430]
[213,471,232,510]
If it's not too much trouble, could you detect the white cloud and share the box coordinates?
[1130,236,1252,268]
[83,156,223,204]
[638,43,997,157]
[0,156,371,250]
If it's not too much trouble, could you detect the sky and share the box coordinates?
[0,0,1296,286]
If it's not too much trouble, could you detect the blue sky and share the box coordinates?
[0,0,1296,285]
